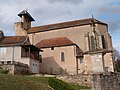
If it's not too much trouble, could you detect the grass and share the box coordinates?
[0,74,51,90]
[0,68,8,74]
[0,74,91,90]
[49,77,75,90]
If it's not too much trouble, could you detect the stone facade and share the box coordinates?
[40,45,78,75]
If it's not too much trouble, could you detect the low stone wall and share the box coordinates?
[0,61,29,74]
[0,65,14,74]
[57,72,120,90]
[57,74,92,87]
[14,64,29,74]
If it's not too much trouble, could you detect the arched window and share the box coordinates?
[61,52,65,62]
[91,36,95,50]
[102,35,106,49]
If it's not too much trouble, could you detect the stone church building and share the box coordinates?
[14,10,114,75]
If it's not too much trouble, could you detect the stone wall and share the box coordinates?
[57,72,120,90]
[91,73,120,90]
[14,63,29,74]
[0,61,29,74]
[57,74,92,87]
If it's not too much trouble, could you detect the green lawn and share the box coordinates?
[0,74,91,90]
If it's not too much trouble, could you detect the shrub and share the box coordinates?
[0,69,9,74]
[48,77,75,90]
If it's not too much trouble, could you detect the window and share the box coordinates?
[39,55,42,63]
[102,35,106,49]
[104,67,109,72]
[61,52,65,62]
[51,47,54,50]
[0,47,6,55]
[80,59,83,64]
[91,36,95,50]
[7,61,11,64]
[1,61,4,64]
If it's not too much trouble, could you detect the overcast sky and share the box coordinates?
[0,0,120,51]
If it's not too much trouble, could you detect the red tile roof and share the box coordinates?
[35,37,76,48]
[0,36,30,45]
[28,18,107,33]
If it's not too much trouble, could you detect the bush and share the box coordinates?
[0,69,9,74]
[48,77,75,90]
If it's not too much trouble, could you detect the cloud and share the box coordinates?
[0,0,119,38]
[0,0,119,52]
[47,0,83,5]
[32,4,72,26]
[94,0,120,33]
[97,5,120,15]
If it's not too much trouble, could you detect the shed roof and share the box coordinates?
[35,37,76,48]
[0,36,30,46]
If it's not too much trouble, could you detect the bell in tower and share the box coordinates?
[14,9,35,36]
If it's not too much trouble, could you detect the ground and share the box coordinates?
[0,74,91,90]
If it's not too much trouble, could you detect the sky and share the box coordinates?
[0,0,120,52]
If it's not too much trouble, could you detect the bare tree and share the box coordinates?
[113,48,120,72]
[113,48,120,61]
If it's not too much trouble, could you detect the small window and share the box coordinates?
[39,55,42,63]
[51,47,54,50]
[61,52,65,62]
[80,59,83,64]
[104,67,109,72]
[7,61,11,64]
[1,61,4,64]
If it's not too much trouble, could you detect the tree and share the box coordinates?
[113,48,120,72]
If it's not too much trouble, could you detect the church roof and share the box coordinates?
[35,37,76,48]
[18,10,35,21]
[28,18,107,33]
[0,36,30,46]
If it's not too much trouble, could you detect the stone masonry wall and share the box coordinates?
[0,61,29,74]
[57,74,92,87]
[57,72,120,90]
[91,73,120,90]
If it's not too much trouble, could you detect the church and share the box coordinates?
[13,10,114,75]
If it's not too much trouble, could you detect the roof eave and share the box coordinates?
[38,44,76,49]
[28,22,108,34]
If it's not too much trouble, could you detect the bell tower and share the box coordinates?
[14,9,35,36]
